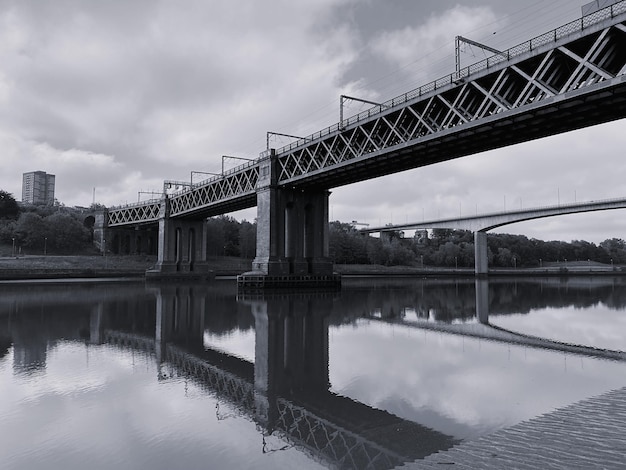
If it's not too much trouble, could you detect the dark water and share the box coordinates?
[1,276,626,470]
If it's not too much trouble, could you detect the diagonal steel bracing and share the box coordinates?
[169,162,260,217]
[108,200,161,226]
[110,2,626,225]
[108,162,260,226]
[276,4,626,187]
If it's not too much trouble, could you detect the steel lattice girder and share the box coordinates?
[165,345,256,411]
[106,164,259,225]
[275,398,403,470]
[276,17,626,189]
[169,164,259,217]
[105,330,157,355]
[108,202,161,227]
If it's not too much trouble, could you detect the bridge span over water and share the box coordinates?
[362,196,626,275]
[96,2,626,285]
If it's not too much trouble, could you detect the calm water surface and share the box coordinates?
[1,276,626,469]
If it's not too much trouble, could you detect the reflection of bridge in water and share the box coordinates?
[2,278,626,466]
[95,286,456,469]
[363,279,626,362]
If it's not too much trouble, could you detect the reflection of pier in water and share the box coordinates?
[97,286,456,470]
[364,279,626,362]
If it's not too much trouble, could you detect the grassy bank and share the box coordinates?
[0,253,621,281]
[0,254,254,280]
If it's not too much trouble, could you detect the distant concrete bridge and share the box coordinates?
[362,197,626,275]
[96,2,626,285]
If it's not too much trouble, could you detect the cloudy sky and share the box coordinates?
[1,0,625,243]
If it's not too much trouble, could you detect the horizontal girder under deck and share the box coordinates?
[276,8,626,189]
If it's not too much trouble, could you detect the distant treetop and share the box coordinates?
[0,190,19,220]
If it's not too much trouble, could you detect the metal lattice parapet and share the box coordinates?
[108,200,161,227]
[104,330,157,355]
[169,162,260,217]
[108,2,626,223]
[165,344,256,412]
[276,7,626,185]
[274,1,626,156]
[274,398,404,470]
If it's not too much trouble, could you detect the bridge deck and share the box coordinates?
[410,386,626,469]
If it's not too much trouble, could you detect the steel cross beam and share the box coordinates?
[275,4,626,189]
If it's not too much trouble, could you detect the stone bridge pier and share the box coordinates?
[150,199,210,276]
[241,151,340,288]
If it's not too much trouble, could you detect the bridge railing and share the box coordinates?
[468,196,626,219]
[272,0,626,156]
[167,158,260,198]
[365,196,626,232]
[108,197,162,211]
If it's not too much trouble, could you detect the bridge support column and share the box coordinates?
[93,210,110,254]
[89,303,105,344]
[474,231,489,277]
[149,199,211,278]
[242,151,339,288]
[249,295,330,427]
[475,278,489,324]
[154,285,206,363]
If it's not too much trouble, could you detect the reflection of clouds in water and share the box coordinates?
[329,321,626,439]
[204,329,256,362]
[0,343,322,470]
[490,306,626,351]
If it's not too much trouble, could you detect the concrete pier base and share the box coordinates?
[237,272,341,290]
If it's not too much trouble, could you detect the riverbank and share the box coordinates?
[0,255,622,280]
[0,255,154,280]
[0,255,255,280]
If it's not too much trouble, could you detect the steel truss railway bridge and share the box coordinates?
[96,2,626,285]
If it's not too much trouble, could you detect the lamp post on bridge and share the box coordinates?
[44,237,47,256]
[191,171,219,185]
[12,237,15,257]
[221,155,254,174]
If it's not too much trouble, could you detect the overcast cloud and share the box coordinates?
[1,0,624,243]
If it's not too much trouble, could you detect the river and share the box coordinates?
[1,276,625,469]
